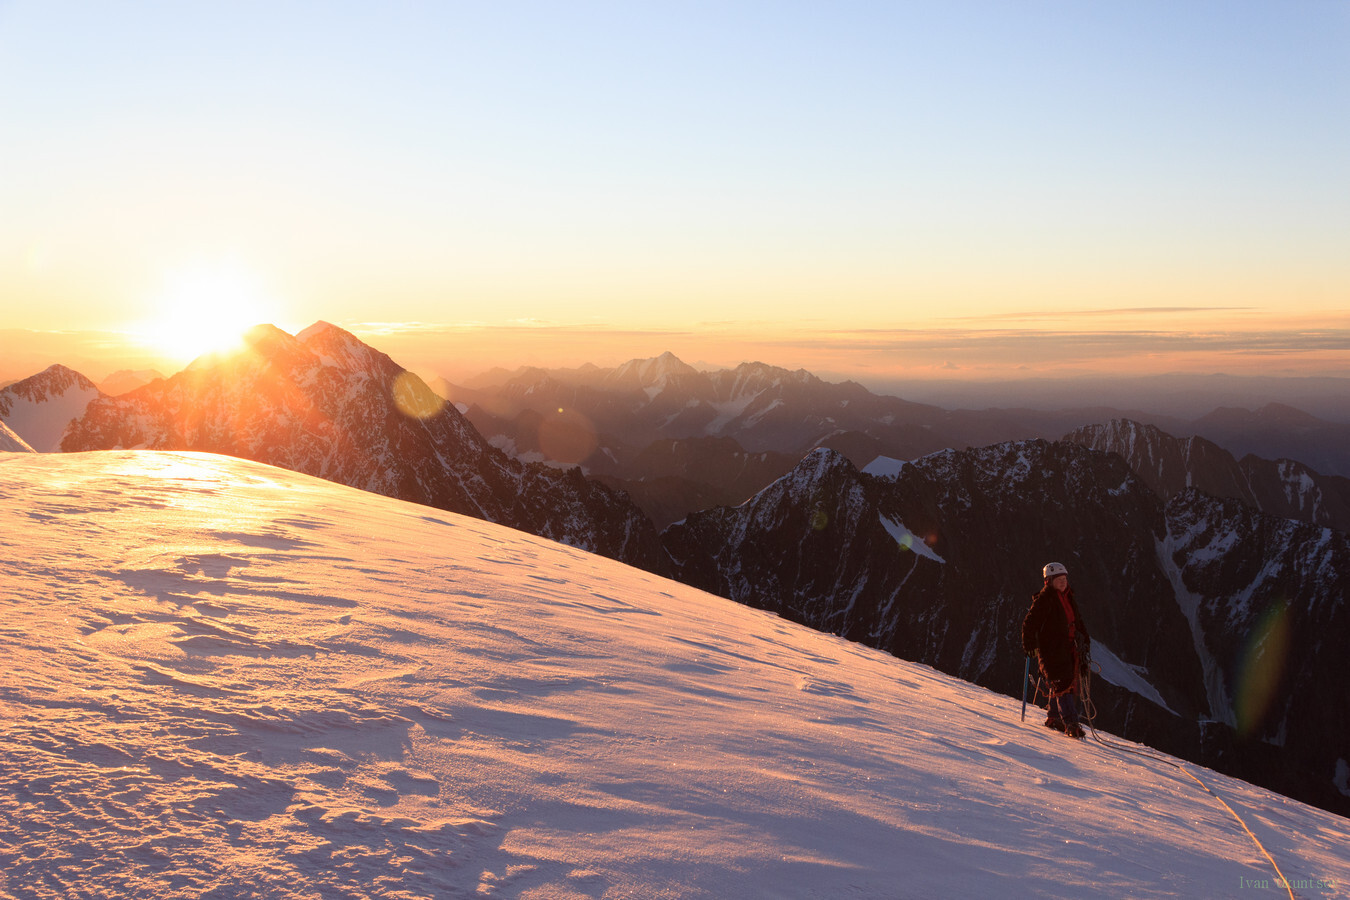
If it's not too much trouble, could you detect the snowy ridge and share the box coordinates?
[3,450,1348,899]
[0,363,104,451]
[1067,419,1350,534]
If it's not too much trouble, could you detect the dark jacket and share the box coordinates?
[1022,584,1089,694]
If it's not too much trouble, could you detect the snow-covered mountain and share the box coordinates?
[604,349,704,396]
[3,449,1347,899]
[0,363,104,451]
[449,352,948,456]
[663,443,1350,818]
[446,353,964,526]
[60,323,667,573]
[1067,419,1350,534]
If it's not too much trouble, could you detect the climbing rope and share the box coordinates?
[1074,654,1297,900]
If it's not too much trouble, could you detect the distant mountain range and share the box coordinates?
[443,353,1350,527]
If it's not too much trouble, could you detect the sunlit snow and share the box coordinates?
[2,451,1346,899]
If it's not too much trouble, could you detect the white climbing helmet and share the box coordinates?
[1043,561,1068,580]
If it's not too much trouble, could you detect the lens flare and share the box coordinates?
[538,408,597,464]
[1234,598,1291,740]
[392,371,446,420]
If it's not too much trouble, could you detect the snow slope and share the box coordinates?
[1,451,1346,899]
[0,421,33,453]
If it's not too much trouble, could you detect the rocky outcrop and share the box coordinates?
[1067,419,1350,533]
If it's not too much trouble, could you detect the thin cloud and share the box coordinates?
[941,307,1257,322]
[765,328,1350,354]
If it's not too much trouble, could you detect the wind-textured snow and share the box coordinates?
[2,450,1348,899]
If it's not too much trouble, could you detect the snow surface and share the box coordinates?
[861,455,908,479]
[2,450,1347,899]
[878,514,945,563]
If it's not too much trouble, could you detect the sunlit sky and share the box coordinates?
[2,1,1348,387]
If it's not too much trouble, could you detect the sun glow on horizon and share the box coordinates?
[133,262,285,365]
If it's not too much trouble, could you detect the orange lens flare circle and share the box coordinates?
[538,409,597,465]
[1234,599,1291,740]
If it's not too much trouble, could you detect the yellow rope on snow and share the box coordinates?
[1076,660,1297,900]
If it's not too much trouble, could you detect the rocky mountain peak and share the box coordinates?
[608,352,701,392]
[2,364,98,402]
[295,321,398,378]
[1066,418,1350,533]
[0,364,105,451]
[719,361,818,398]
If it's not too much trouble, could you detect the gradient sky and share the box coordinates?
[2,0,1348,385]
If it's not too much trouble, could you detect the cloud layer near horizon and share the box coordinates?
[5,319,1349,387]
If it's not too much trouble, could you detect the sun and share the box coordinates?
[138,262,282,364]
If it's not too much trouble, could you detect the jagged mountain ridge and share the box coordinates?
[1067,419,1350,534]
[662,443,1350,817]
[447,352,950,458]
[61,323,667,573]
[0,363,105,452]
[447,353,1350,530]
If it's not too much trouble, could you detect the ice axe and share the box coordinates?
[1021,655,1031,722]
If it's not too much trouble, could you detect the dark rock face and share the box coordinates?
[1161,490,1350,808]
[664,444,1350,816]
[593,436,800,530]
[1067,419,1350,534]
[62,323,668,574]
